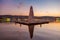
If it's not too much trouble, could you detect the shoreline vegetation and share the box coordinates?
[0,19,60,23]
[0,20,60,23]
[0,15,60,23]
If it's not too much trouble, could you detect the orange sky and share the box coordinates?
[0,0,60,17]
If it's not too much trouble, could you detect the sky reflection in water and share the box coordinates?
[0,23,60,40]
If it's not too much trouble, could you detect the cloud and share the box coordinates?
[16,2,25,8]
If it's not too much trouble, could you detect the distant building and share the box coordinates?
[0,18,3,22]
[5,18,11,22]
[56,18,60,22]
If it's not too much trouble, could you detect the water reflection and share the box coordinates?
[0,23,60,40]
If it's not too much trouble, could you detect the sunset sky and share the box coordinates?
[0,0,60,16]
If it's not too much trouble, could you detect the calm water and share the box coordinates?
[0,23,60,40]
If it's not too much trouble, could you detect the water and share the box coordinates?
[0,23,60,40]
